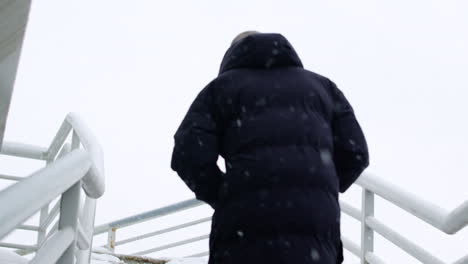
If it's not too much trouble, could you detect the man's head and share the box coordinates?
[231,30,260,46]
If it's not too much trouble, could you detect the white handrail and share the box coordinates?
[0,149,92,239]
[366,216,444,264]
[46,113,105,198]
[68,114,105,199]
[444,200,468,234]
[356,173,468,234]
[0,113,105,264]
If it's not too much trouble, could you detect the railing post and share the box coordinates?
[56,181,81,264]
[107,227,117,252]
[361,188,374,264]
[58,132,82,264]
[76,197,97,264]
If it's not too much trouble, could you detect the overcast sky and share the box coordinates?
[1,0,468,262]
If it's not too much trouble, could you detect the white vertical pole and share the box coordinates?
[361,188,374,264]
[107,228,116,253]
[57,131,82,264]
[76,197,97,264]
[56,181,81,264]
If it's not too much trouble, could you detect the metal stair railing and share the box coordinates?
[93,172,468,263]
[0,113,105,264]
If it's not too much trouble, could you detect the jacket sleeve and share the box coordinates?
[171,83,223,208]
[328,80,369,193]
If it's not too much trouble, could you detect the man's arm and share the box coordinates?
[328,80,369,193]
[170,83,223,208]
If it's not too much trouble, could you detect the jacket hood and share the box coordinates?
[219,33,303,75]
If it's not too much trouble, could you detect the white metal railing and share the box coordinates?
[92,172,468,263]
[352,173,468,264]
[93,199,206,256]
[0,113,105,264]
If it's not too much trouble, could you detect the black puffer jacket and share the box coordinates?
[171,33,369,264]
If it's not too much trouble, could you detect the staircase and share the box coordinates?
[1,1,467,263]
[1,131,467,264]
[89,174,468,264]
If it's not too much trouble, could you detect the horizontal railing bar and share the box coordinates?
[134,234,210,256]
[365,252,387,264]
[186,251,209,258]
[17,224,40,231]
[357,173,449,233]
[30,227,74,264]
[0,174,23,181]
[341,235,360,257]
[0,149,92,240]
[115,216,212,246]
[94,199,204,235]
[366,216,444,264]
[339,200,361,221]
[0,242,37,250]
[0,141,47,160]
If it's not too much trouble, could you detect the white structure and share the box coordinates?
[0,115,106,264]
[0,1,105,263]
[0,0,31,148]
[0,1,466,263]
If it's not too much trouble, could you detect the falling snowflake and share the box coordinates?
[311,249,321,261]
[320,149,333,165]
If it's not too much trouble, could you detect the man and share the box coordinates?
[171,31,369,264]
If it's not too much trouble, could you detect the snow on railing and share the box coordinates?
[0,113,105,264]
[93,172,468,264]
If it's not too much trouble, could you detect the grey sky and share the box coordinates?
[2,0,467,262]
